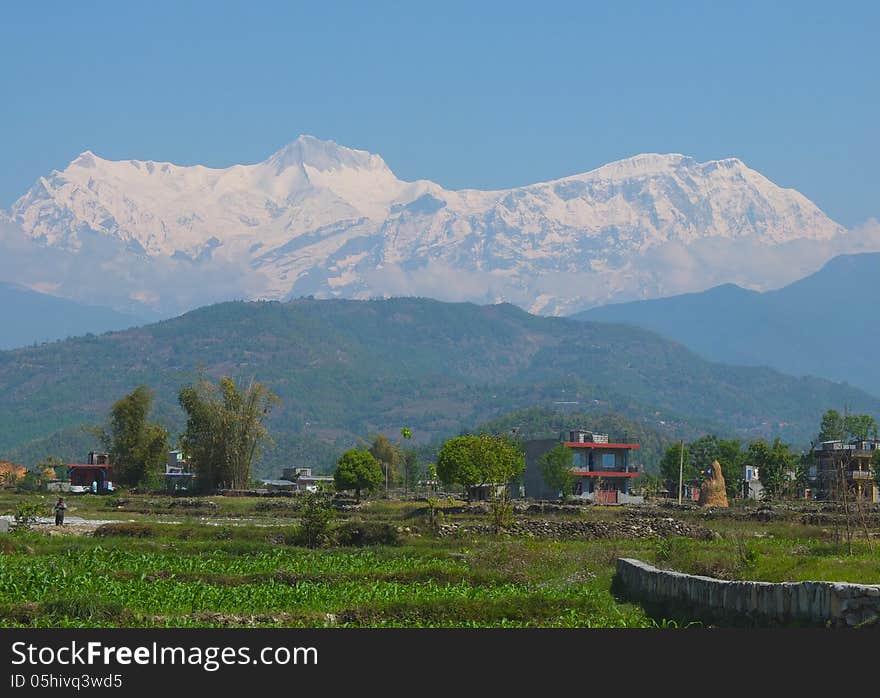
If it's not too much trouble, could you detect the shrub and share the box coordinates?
[333,520,400,547]
[298,492,335,549]
[12,501,44,531]
[93,522,158,538]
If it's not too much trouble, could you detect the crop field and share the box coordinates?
[2,492,880,628]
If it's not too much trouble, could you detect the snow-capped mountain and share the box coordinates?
[4,135,866,316]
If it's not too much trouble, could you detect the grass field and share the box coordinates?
[2,491,879,628]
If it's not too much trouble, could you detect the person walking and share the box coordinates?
[53,497,68,526]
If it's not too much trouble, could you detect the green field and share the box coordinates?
[2,492,879,628]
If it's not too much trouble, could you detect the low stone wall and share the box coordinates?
[616,558,880,627]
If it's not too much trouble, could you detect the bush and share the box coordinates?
[15,471,43,493]
[298,492,335,549]
[654,537,689,565]
[93,522,158,538]
[333,520,400,547]
[12,501,44,531]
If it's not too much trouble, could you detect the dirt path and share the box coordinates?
[0,515,130,536]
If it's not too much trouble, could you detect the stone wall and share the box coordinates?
[616,558,880,627]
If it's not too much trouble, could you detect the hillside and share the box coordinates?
[0,297,877,476]
[0,282,152,350]
[574,252,880,395]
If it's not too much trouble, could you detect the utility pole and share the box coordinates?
[678,439,685,505]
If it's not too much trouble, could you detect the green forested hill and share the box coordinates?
[0,297,876,476]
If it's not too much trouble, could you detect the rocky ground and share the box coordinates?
[438,514,716,540]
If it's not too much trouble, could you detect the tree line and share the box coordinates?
[98,376,278,490]
[652,409,879,500]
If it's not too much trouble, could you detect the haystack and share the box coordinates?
[699,460,728,507]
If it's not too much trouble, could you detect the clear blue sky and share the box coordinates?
[1,1,877,226]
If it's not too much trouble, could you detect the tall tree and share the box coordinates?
[179,376,278,490]
[817,409,847,442]
[751,438,796,499]
[400,427,417,492]
[659,442,695,490]
[403,449,420,493]
[843,414,878,441]
[436,434,524,498]
[689,435,720,472]
[538,442,575,500]
[102,386,168,487]
[369,434,403,489]
[436,436,481,491]
[334,448,383,502]
[717,438,745,499]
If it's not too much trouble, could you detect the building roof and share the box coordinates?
[67,463,113,469]
[572,471,640,478]
[564,441,640,450]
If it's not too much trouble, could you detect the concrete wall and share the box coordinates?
[616,558,880,627]
[521,439,562,500]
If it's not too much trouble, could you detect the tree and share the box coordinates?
[403,449,420,494]
[436,434,524,511]
[436,434,525,495]
[179,376,279,491]
[659,442,695,492]
[817,409,847,442]
[716,438,745,499]
[101,386,169,487]
[689,435,720,473]
[538,443,575,500]
[298,491,335,548]
[369,434,403,490]
[436,436,482,491]
[400,427,418,493]
[844,414,878,441]
[751,438,796,499]
[334,449,383,502]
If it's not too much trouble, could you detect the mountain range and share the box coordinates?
[575,252,880,395]
[3,135,875,319]
[1,297,877,475]
[0,282,152,350]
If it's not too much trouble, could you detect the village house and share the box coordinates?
[742,463,765,500]
[165,449,195,492]
[522,429,642,503]
[809,439,880,502]
[281,466,334,492]
[65,451,114,493]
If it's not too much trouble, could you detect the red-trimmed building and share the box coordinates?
[522,430,641,503]
[66,452,114,492]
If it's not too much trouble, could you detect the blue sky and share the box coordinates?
[1,1,877,226]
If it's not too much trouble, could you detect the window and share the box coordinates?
[602,453,616,470]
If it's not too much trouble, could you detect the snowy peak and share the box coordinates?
[264,135,391,174]
[4,136,856,316]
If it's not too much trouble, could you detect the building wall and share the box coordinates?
[521,439,636,499]
[521,439,564,500]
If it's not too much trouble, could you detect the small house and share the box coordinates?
[66,452,114,493]
[522,429,642,503]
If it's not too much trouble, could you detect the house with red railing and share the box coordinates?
[522,429,642,503]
